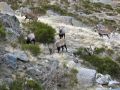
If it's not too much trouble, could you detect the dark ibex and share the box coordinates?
[24,12,38,21]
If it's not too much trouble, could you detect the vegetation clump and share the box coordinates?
[64,68,78,87]
[75,47,120,79]
[0,22,6,38]
[0,78,43,90]
[21,44,41,56]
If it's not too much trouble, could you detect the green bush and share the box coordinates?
[115,7,120,13]
[104,4,113,10]
[26,80,42,90]
[24,21,56,44]
[64,68,78,87]
[69,68,78,86]
[10,78,24,90]
[103,19,116,27]
[84,55,120,78]
[0,84,8,90]
[22,44,41,56]
[94,47,105,54]
[75,47,120,79]
[0,22,6,38]
[8,78,43,90]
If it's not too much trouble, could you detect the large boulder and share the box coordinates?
[0,13,21,41]
[77,68,96,87]
[13,51,29,62]
[3,51,29,69]
[4,53,17,69]
[0,2,15,16]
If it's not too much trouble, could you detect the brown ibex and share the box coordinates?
[24,12,38,21]
[95,26,118,39]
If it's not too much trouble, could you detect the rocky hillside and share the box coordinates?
[0,0,120,90]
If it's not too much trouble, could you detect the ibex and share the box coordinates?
[95,26,118,39]
[24,12,38,21]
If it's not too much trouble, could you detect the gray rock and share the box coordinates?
[13,51,29,62]
[3,51,28,69]
[0,2,15,16]
[0,13,21,41]
[77,68,96,87]
[4,53,17,69]
[96,74,112,85]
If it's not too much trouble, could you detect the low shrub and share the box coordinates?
[94,47,105,54]
[64,68,78,87]
[103,19,117,27]
[3,77,43,90]
[10,78,24,90]
[115,7,120,13]
[75,47,120,79]
[26,80,42,90]
[21,44,41,56]
[0,22,6,38]
[24,21,56,44]
[84,55,120,78]
[104,4,113,10]
[0,84,8,90]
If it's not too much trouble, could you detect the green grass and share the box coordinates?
[10,78,23,90]
[26,80,43,90]
[21,44,41,56]
[75,47,120,79]
[1,77,43,90]
[0,22,6,38]
[0,84,8,90]
[64,68,78,87]
[94,47,105,54]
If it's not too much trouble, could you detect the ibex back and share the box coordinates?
[97,26,116,39]
[24,12,38,21]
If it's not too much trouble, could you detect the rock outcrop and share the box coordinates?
[0,13,21,41]
[0,2,15,16]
